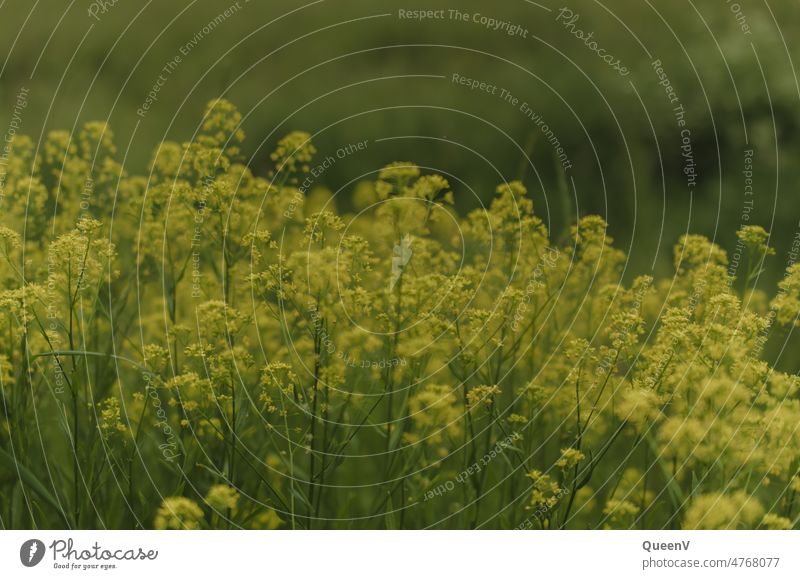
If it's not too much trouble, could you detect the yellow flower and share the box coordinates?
[98,397,126,440]
[198,98,245,158]
[737,225,775,257]
[0,226,21,253]
[772,263,800,327]
[556,448,585,470]
[507,414,527,425]
[614,386,662,428]
[683,491,763,530]
[761,514,792,530]
[466,385,501,409]
[270,131,315,176]
[603,499,639,528]
[0,355,14,389]
[154,497,204,530]
[250,509,283,530]
[378,161,420,184]
[409,383,462,443]
[204,484,240,513]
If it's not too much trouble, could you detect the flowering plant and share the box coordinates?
[1,100,798,530]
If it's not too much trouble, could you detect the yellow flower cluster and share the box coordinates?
[1,98,798,530]
[154,497,204,530]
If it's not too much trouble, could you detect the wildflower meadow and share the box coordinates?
[1,99,799,530]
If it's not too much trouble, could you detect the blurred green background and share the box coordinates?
[1,0,798,283]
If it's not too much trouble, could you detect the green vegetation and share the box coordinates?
[1,100,799,529]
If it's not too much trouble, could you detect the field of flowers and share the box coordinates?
[1,99,799,530]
